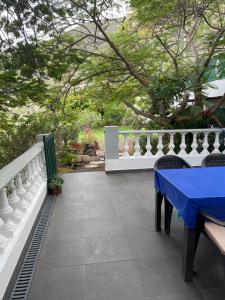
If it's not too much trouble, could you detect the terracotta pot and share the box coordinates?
[49,186,62,195]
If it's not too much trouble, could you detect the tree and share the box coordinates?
[1,0,225,127]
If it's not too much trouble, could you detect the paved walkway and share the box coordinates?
[29,171,225,300]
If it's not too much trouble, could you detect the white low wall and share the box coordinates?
[104,127,225,172]
[0,182,47,300]
[0,142,48,299]
[105,155,205,172]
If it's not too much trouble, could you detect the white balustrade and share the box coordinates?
[105,127,225,172]
[0,139,48,299]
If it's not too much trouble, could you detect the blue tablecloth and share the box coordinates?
[155,167,225,228]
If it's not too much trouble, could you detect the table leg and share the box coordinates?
[155,191,163,231]
[182,226,196,281]
[164,197,173,234]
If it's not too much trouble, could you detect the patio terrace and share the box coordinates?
[27,171,225,300]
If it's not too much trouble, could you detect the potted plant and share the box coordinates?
[48,175,64,195]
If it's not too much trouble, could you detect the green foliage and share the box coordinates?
[0,109,79,168]
[0,112,52,168]
[77,110,102,128]
[58,149,77,167]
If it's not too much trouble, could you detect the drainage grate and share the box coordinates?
[10,196,55,300]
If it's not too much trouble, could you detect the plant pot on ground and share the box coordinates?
[48,175,64,195]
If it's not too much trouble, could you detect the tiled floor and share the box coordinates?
[29,171,225,300]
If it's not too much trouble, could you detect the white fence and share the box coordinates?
[0,141,47,299]
[104,126,224,172]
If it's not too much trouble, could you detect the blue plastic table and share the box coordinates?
[154,167,225,280]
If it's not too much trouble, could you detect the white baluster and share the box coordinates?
[0,187,17,235]
[202,132,209,155]
[156,133,163,156]
[27,161,40,194]
[179,133,187,155]
[123,134,129,158]
[42,150,46,170]
[35,155,44,183]
[15,173,31,206]
[213,132,220,153]
[145,134,152,157]
[167,133,175,155]
[134,134,141,157]
[31,159,41,188]
[0,220,8,253]
[24,164,37,198]
[8,180,27,213]
[190,132,198,155]
[38,152,46,178]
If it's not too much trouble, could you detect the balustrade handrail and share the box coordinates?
[119,128,224,134]
[0,141,44,190]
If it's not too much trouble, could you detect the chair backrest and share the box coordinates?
[201,153,225,167]
[154,155,191,170]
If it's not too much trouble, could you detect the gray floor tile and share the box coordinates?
[38,237,84,269]
[134,258,199,298]
[29,265,85,300]
[84,191,110,202]
[85,234,135,264]
[46,218,85,240]
[84,198,117,218]
[121,213,155,234]
[56,189,85,201]
[51,202,85,220]
[127,231,178,260]
[86,260,143,300]
[146,291,203,300]
[85,216,125,237]
[112,198,149,217]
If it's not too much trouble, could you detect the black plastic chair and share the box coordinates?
[154,155,191,233]
[201,153,225,167]
[194,212,225,278]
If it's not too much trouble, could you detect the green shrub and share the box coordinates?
[59,150,77,166]
[49,175,64,189]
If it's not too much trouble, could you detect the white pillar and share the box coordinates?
[104,126,119,159]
